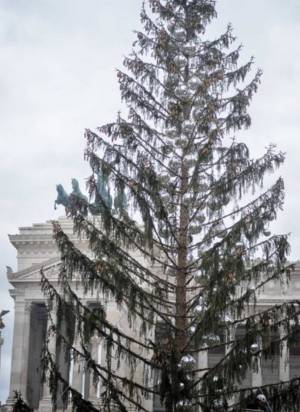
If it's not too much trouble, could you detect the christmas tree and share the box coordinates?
[43,1,300,411]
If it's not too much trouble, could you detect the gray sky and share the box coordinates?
[0,0,300,401]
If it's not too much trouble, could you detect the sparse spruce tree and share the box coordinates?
[41,1,300,411]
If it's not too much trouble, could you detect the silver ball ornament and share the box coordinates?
[173,27,186,42]
[194,272,204,282]
[206,334,221,345]
[182,120,194,135]
[192,107,202,121]
[180,354,196,368]
[213,399,224,408]
[194,305,203,315]
[165,73,180,85]
[250,343,259,354]
[165,127,178,139]
[223,314,233,323]
[167,19,176,33]
[174,55,187,68]
[175,84,189,99]
[182,40,197,56]
[188,76,201,91]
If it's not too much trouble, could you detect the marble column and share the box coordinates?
[6,297,31,407]
[251,337,262,387]
[279,326,289,381]
[197,344,208,412]
[39,305,57,412]
[71,339,84,395]
[198,345,208,378]
[89,331,102,404]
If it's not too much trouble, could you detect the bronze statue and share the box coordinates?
[0,310,9,330]
[71,178,88,202]
[54,184,70,209]
[55,173,129,216]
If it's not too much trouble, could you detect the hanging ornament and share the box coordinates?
[175,84,190,99]
[236,241,245,253]
[173,27,187,42]
[173,5,185,18]
[217,229,227,239]
[165,73,180,86]
[165,127,178,139]
[188,75,201,91]
[189,325,196,334]
[175,138,188,148]
[194,94,205,104]
[179,382,185,390]
[194,305,203,316]
[196,214,206,223]
[182,40,197,56]
[250,343,259,354]
[174,55,187,68]
[182,120,194,136]
[143,159,151,168]
[192,107,202,121]
[194,272,204,283]
[179,354,196,368]
[177,400,192,410]
[213,399,224,409]
[213,376,219,383]
[167,19,176,33]
[223,314,233,323]
[205,334,221,345]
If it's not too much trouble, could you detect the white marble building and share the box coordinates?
[3,218,154,411]
[3,218,300,411]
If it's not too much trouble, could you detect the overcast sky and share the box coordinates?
[1,0,300,402]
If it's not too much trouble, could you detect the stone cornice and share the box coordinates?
[7,257,61,284]
[8,216,88,252]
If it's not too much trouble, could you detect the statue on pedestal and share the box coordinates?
[54,184,70,210]
[0,310,9,371]
[55,173,128,217]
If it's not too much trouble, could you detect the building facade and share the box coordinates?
[3,218,300,411]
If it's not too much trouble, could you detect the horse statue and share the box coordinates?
[54,184,70,209]
[69,178,89,215]
[71,178,88,202]
[90,170,112,215]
